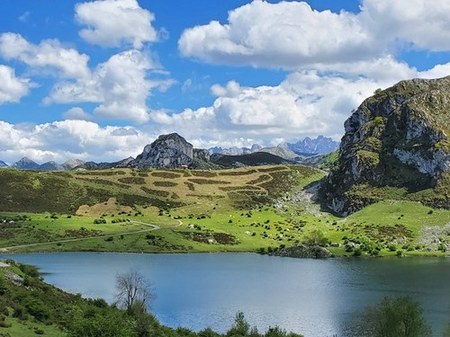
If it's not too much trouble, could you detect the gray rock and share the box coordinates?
[130,133,194,168]
[322,76,450,215]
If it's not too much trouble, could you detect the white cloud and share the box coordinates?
[0,120,152,163]
[18,11,30,23]
[0,65,32,104]
[75,0,158,48]
[361,0,450,51]
[179,1,374,69]
[179,0,450,70]
[0,33,90,79]
[150,72,384,144]
[150,55,434,146]
[63,107,92,121]
[46,49,174,123]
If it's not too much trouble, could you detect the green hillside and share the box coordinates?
[0,165,449,257]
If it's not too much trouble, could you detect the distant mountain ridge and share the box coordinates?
[286,136,339,155]
[209,136,339,158]
[7,157,86,171]
[2,134,338,171]
[209,144,262,156]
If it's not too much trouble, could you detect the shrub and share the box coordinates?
[388,245,396,252]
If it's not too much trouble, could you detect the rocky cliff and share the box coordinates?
[322,76,450,215]
[130,133,194,168]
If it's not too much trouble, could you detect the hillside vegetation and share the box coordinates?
[0,260,304,337]
[0,164,449,257]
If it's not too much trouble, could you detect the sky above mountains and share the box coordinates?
[1,0,450,163]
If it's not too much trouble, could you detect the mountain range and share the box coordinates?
[208,136,339,157]
[1,135,339,171]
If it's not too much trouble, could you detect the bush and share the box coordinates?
[93,218,107,224]
[362,297,431,337]
[388,245,396,252]
[302,230,329,247]
[353,248,362,256]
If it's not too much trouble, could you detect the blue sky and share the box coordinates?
[0,0,449,163]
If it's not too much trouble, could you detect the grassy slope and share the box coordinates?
[0,165,449,257]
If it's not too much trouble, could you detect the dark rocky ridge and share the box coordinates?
[322,76,450,215]
[129,133,195,168]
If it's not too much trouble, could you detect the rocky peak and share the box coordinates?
[287,136,339,155]
[12,157,40,170]
[62,159,85,170]
[130,133,194,168]
[322,76,450,215]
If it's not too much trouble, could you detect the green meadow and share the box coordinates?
[0,165,449,257]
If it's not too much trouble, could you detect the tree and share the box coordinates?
[115,270,153,313]
[302,230,328,247]
[362,297,431,337]
[227,312,250,337]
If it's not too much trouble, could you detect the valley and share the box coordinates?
[0,164,449,257]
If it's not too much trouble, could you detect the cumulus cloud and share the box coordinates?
[150,71,384,143]
[46,49,174,123]
[179,1,374,69]
[75,0,158,48]
[0,120,152,164]
[179,0,450,70]
[63,107,92,121]
[0,33,90,79]
[0,65,33,104]
[150,57,448,146]
[361,0,450,51]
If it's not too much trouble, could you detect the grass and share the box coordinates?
[0,165,448,257]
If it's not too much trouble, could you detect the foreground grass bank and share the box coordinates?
[1,260,305,337]
[0,166,449,257]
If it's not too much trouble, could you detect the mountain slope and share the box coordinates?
[322,76,450,215]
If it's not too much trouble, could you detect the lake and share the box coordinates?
[1,253,450,337]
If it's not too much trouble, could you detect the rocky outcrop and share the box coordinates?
[130,133,194,168]
[322,76,450,215]
[193,148,210,162]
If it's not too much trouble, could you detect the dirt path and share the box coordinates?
[0,220,161,253]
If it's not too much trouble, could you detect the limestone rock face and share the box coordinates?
[130,133,194,168]
[193,148,210,162]
[322,76,450,215]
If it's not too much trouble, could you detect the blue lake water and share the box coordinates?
[1,253,450,337]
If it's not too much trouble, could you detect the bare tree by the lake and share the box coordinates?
[115,270,153,313]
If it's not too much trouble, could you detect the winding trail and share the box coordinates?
[0,220,166,253]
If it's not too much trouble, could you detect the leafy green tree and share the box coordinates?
[227,312,250,337]
[362,297,431,337]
